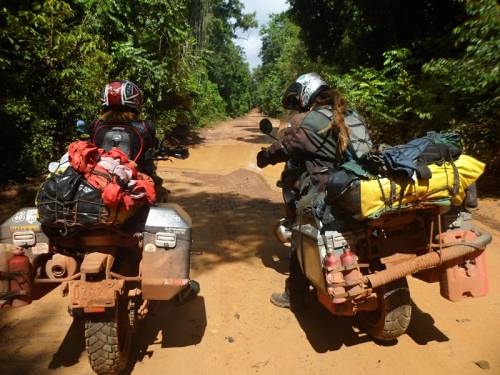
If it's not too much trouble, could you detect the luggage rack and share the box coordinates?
[364,205,442,261]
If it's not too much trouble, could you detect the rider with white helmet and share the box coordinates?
[257,72,372,310]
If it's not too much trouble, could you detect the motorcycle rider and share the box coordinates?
[87,80,199,300]
[87,80,159,178]
[83,80,171,201]
[257,72,372,310]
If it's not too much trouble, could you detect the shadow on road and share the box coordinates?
[477,175,500,199]
[162,126,206,147]
[294,297,372,353]
[48,318,85,370]
[234,125,280,145]
[124,296,207,374]
[236,134,274,144]
[2,292,207,374]
[0,291,88,375]
[407,299,449,344]
[294,293,449,353]
[168,189,289,275]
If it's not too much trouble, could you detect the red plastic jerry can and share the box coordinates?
[439,230,489,302]
[8,251,33,307]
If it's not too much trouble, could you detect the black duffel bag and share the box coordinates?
[37,167,109,228]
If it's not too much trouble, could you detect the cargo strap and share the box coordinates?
[450,161,460,196]
[415,160,432,179]
[316,108,334,120]
[375,170,422,211]
[376,177,397,210]
[89,168,113,182]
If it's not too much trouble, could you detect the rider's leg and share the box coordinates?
[270,242,309,311]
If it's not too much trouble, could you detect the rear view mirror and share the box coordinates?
[259,118,273,135]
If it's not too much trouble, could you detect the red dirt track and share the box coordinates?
[0,111,499,375]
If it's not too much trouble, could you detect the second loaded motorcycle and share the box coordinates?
[260,118,491,341]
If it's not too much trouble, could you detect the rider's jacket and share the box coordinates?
[88,119,158,177]
[259,105,372,191]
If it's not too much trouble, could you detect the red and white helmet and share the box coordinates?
[101,80,144,113]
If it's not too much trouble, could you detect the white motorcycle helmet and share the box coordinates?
[282,72,329,112]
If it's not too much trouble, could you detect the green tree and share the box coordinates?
[0,0,250,182]
[0,0,112,179]
[422,0,500,167]
[289,0,466,70]
[253,13,313,117]
[205,0,257,116]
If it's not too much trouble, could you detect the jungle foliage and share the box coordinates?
[2,0,498,180]
[0,0,255,181]
[205,0,256,116]
[252,13,313,117]
[255,0,499,170]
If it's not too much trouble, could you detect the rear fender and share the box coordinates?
[80,251,115,279]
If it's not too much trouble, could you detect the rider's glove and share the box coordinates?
[257,148,270,168]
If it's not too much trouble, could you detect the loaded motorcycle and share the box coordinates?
[259,118,491,341]
[0,146,197,374]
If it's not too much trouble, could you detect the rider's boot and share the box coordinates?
[176,280,200,305]
[270,289,291,309]
[270,288,306,312]
[270,245,309,312]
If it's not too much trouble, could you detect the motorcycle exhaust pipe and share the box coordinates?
[365,232,492,289]
[45,254,78,279]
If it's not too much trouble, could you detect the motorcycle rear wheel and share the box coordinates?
[85,298,132,375]
[356,278,412,341]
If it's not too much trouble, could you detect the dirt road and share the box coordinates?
[1,112,499,375]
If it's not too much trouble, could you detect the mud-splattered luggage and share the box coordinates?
[140,203,192,300]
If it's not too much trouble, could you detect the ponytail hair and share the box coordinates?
[315,89,349,161]
[99,110,140,123]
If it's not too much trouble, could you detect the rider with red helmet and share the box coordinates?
[88,80,158,177]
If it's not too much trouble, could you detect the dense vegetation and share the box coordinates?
[0,0,255,182]
[1,0,498,181]
[254,0,499,171]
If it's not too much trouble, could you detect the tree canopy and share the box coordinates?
[289,0,467,69]
[255,0,499,171]
[1,0,498,180]
[205,0,256,116]
[253,13,313,116]
[0,0,256,181]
